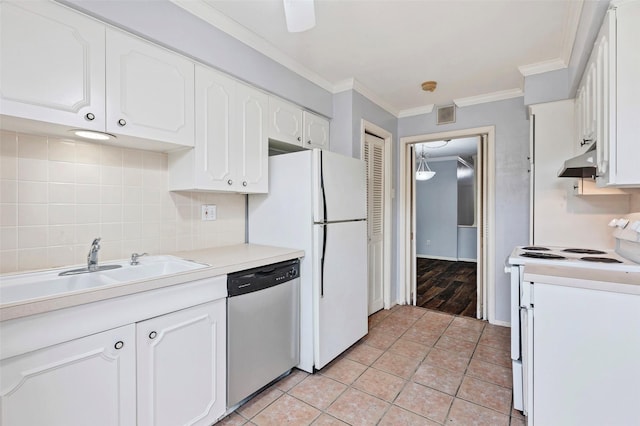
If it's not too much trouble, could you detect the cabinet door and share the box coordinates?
[0,325,136,426]
[106,28,194,147]
[236,84,268,193]
[137,300,226,426]
[0,0,105,130]
[269,97,303,147]
[194,65,236,190]
[303,111,330,150]
[574,88,585,152]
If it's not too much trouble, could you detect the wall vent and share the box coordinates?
[437,105,456,125]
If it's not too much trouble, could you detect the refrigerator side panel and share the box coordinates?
[313,220,368,370]
[312,150,367,222]
[248,150,315,372]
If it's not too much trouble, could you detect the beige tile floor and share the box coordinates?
[218,305,526,426]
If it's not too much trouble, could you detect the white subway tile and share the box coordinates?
[47,245,76,268]
[48,183,75,204]
[100,145,123,167]
[74,204,98,224]
[100,165,122,185]
[123,167,143,186]
[123,204,143,222]
[143,151,166,170]
[0,130,17,154]
[100,185,123,204]
[49,161,76,183]
[17,226,48,249]
[101,204,123,223]
[0,226,17,250]
[76,184,100,204]
[17,133,48,159]
[0,157,17,180]
[75,142,100,165]
[123,186,143,204]
[123,222,142,239]
[18,181,48,203]
[142,204,162,222]
[123,149,143,169]
[142,222,161,239]
[17,204,45,226]
[48,225,76,246]
[0,180,17,203]
[0,249,18,273]
[49,139,76,162]
[50,204,77,225]
[75,224,101,244]
[75,163,100,184]
[101,223,123,242]
[18,158,48,182]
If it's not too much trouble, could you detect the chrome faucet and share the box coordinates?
[130,252,148,265]
[87,237,101,272]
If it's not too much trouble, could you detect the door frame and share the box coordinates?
[360,120,393,310]
[399,126,496,323]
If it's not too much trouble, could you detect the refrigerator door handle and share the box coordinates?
[320,150,328,223]
[320,224,327,297]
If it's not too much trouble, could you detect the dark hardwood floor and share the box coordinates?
[416,258,477,318]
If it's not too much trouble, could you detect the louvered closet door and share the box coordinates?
[364,134,385,314]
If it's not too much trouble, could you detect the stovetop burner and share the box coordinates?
[563,248,607,255]
[521,252,566,260]
[580,257,623,264]
[522,246,550,251]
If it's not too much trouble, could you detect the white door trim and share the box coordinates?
[360,120,393,310]
[399,126,497,323]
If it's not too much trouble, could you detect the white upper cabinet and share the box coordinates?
[303,111,330,150]
[0,1,194,151]
[168,65,267,193]
[0,0,106,131]
[106,28,194,148]
[591,2,640,187]
[269,97,304,147]
[268,97,330,150]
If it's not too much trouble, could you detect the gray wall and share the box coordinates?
[457,227,477,261]
[58,0,333,117]
[416,160,458,258]
[398,97,530,323]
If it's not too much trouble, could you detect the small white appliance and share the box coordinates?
[248,149,367,372]
[506,213,640,422]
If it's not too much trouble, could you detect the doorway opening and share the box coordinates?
[360,120,392,315]
[399,127,496,322]
[414,138,479,317]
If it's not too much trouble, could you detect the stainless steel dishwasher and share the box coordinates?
[227,259,300,407]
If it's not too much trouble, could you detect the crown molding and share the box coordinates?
[334,78,401,117]
[169,0,334,92]
[454,88,524,108]
[518,58,567,76]
[398,105,436,118]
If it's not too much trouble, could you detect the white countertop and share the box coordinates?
[523,264,640,295]
[0,244,304,321]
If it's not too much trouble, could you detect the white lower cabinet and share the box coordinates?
[0,325,137,426]
[0,299,227,426]
[137,300,226,426]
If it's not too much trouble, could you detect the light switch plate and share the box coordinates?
[201,205,217,221]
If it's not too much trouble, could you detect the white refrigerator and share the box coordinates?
[248,149,368,372]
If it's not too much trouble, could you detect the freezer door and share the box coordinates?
[313,220,368,370]
[313,150,366,223]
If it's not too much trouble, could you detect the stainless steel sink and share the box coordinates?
[0,256,208,305]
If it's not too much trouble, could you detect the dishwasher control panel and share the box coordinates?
[227,259,300,297]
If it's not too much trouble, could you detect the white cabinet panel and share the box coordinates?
[303,111,329,150]
[169,66,267,193]
[137,300,226,426]
[0,0,105,130]
[236,84,269,193]
[106,28,194,147]
[269,97,303,146]
[0,325,136,426]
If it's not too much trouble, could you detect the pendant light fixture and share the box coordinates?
[283,0,316,33]
[415,144,436,181]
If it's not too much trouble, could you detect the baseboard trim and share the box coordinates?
[458,257,478,263]
[416,254,458,261]
[490,319,511,327]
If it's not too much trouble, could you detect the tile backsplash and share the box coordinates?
[0,130,245,273]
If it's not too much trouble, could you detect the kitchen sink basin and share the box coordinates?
[0,255,208,305]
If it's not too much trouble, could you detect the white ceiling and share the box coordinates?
[417,137,479,159]
[173,0,583,116]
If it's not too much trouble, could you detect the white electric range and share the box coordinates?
[506,214,640,418]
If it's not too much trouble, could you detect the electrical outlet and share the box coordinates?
[201,205,217,221]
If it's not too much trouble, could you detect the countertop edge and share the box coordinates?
[1,244,304,322]
[523,264,640,295]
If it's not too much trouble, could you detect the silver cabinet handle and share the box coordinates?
[117,119,127,126]
[227,179,233,185]
[114,341,124,350]
[307,140,311,144]
[149,331,157,339]
[297,136,301,142]
[242,181,247,187]
[85,112,95,121]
